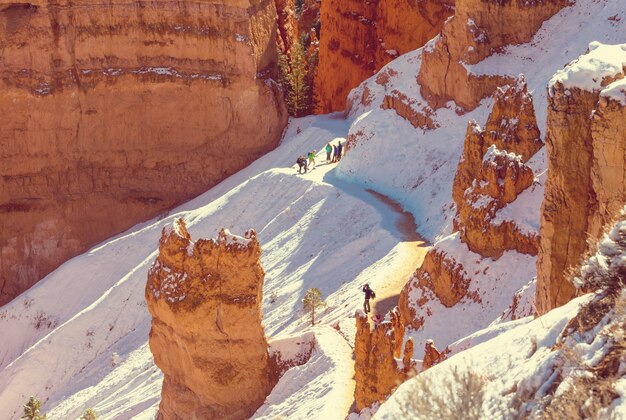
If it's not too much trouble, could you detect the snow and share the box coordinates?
[549,42,626,96]
[1,0,625,417]
[601,77,626,105]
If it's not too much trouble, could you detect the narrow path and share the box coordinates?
[296,144,431,319]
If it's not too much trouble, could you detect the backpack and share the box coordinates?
[371,291,376,299]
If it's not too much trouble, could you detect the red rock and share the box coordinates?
[315,0,453,113]
[354,308,415,411]
[146,219,275,419]
[418,0,567,111]
[0,0,287,305]
[536,49,626,314]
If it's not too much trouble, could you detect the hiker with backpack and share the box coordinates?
[296,155,308,174]
[362,284,376,313]
[325,143,332,163]
[308,150,316,170]
[332,144,339,163]
[337,141,344,161]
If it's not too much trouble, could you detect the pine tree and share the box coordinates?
[21,396,46,420]
[81,408,98,420]
[286,41,311,117]
[302,288,325,325]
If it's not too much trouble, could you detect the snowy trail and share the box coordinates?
[297,153,431,320]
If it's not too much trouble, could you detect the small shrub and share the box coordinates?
[398,367,486,419]
[21,396,46,420]
[81,408,98,420]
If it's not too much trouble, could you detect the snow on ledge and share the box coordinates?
[601,77,626,105]
[548,42,626,96]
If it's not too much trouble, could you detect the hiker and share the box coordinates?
[325,143,332,163]
[296,155,307,174]
[308,150,316,170]
[362,284,376,313]
[332,144,339,163]
[337,141,344,161]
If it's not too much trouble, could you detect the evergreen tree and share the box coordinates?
[81,408,98,420]
[21,396,46,420]
[286,41,311,117]
[302,288,325,325]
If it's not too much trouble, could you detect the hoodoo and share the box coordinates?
[146,219,274,419]
[0,0,287,305]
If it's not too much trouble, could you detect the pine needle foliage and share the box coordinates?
[303,288,325,325]
[21,396,46,420]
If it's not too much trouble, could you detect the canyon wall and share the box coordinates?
[315,0,453,113]
[146,219,274,419]
[354,309,415,411]
[0,0,287,305]
[536,43,626,314]
[418,0,568,111]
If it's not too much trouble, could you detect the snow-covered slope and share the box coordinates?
[0,0,624,418]
[0,114,429,419]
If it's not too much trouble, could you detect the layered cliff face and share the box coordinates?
[536,43,626,315]
[354,309,415,412]
[146,219,274,419]
[0,0,287,306]
[315,0,453,113]
[418,0,568,111]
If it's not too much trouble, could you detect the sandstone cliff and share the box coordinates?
[354,308,414,411]
[536,43,626,314]
[418,0,568,111]
[146,219,274,419]
[0,0,288,306]
[315,0,453,113]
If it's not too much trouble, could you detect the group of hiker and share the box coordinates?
[296,141,344,174]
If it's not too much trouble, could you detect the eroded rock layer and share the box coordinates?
[418,0,568,111]
[146,219,274,419]
[315,0,453,113]
[354,308,415,411]
[0,0,287,305]
[536,43,626,314]
[453,78,542,258]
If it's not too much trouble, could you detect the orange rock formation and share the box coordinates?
[422,339,447,370]
[418,0,567,111]
[0,0,287,305]
[536,44,626,314]
[354,308,415,411]
[316,0,453,113]
[146,219,274,419]
[275,0,297,54]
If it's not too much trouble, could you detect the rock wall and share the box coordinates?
[536,43,626,314]
[315,0,453,113]
[0,0,287,305]
[354,308,415,411]
[418,0,568,111]
[146,219,274,419]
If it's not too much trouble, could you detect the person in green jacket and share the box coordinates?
[308,150,316,170]
[325,143,332,163]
